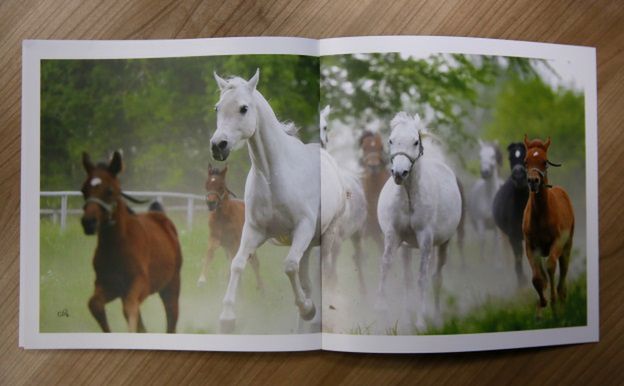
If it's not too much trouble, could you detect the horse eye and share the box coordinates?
[414,140,419,146]
[388,139,393,145]
[240,105,248,114]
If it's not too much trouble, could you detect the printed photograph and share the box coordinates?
[39,54,322,334]
[319,52,588,335]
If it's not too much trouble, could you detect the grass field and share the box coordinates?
[40,213,321,334]
[322,229,588,335]
[40,211,587,336]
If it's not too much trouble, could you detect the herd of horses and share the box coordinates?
[78,70,575,333]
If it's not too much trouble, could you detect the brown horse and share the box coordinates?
[197,164,263,292]
[81,151,182,333]
[522,135,574,317]
[359,130,390,250]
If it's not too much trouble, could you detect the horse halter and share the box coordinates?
[390,138,424,170]
[205,188,236,207]
[527,159,562,190]
[83,196,117,224]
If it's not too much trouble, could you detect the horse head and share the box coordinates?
[388,112,425,185]
[359,130,386,172]
[211,69,260,161]
[80,151,123,234]
[205,163,229,211]
[477,139,501,180]
[524,134,559,193]
[507,142,527,188]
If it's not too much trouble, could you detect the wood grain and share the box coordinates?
[2,0,623,384]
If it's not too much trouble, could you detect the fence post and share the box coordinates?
[60,194,68,232]
[186,197,193,231]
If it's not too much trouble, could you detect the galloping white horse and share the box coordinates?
[467,140,504,263]
[376,112,462,331]
[320,105,368,293]
[210,70,344,332]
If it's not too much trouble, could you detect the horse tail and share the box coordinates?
[148,201,165,213]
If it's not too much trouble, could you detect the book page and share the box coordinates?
[20,37,323,351]
[318,36,598,353]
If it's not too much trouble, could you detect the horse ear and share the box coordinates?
[214,71,228,91]
[544,136,551,150]
[108,151,123,176]
[523,134,530,149]
[413,113,422,124]
[478,138,485,147]
[248,68,260,91]
[208,163,213,173]
[222,163,228,174]
[82,152,94,174]
[321,105,330,118]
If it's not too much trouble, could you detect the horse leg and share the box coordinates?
[512,238,527,288]
[219,224,266,333]
[297,247,321,332]
[477,221,486,261]
[159,273,181,333]
[284,220,317,321]
[525,242,547,317]
[547,244,563,317]
[351,231,366,295]
[400,246,415,326]
[558,239,572,302]
[122,278,149,333]
[415,232,434,332]
[248,253,264,294]
[197,236,220,287]
[434,240,449,317]
[321,223,339,288]
[375,232,400,314]
[88,284,114,332]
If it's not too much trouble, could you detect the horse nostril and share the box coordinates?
[218,140,228,150]
[401,170,409,178]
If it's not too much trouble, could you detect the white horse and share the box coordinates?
[376,112,462,331]
[467,140,504,263]
[210,70,344,333]
[320,105,368,293]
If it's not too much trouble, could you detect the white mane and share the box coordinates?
[390,112,446,160]
[218,76,299,137]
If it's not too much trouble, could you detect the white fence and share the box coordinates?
[41,191,207,231]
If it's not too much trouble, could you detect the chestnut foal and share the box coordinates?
[522,136,574,317]
[81,151,182,333]
[197,165,263,292]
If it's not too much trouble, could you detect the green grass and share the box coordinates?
[424,276,587,335]
[39,214,320,334]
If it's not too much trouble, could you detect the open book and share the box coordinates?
[20,36,598,352]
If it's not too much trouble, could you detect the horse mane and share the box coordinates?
[219,76,299,137]
[390,112,415,130]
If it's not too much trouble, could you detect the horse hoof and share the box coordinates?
[300,301,316,321]
[220,317,236,333]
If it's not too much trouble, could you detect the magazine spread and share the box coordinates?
[20,36,598,352]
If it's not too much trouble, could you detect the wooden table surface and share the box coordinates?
[2,1,623,384]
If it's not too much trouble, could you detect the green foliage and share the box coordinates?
[41,55,319,193]
[484,75,585,169]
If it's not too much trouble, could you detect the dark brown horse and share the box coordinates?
[359,130,390,250]
[197,164,263,291]
[81,151,182,333]
[522,135,574,317]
